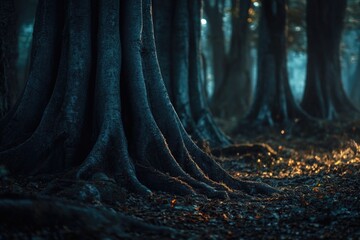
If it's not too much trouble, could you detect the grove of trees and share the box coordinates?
[0,0,360,236]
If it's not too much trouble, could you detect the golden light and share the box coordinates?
[248,8,255,16]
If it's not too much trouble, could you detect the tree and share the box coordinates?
[0,0,277,198]
[301,0,359,119]
[12,0,39,103]
[346,1,360,109]
[204,0,254,119]
[244,0,307,126]
[203,0,226,96]
[152,0,231,148]
[350,46,360,108]
[0,0,17,116]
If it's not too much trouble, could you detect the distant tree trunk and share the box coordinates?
[11,0,38,105]
[301,0,359,119]
[350,47,360,108]
[350,2,360,109]
[0,0,276,197]
[0,0,17,116]
[153,0,231,148]
[244,0,306,125]
[203,0,226,95]
[211,0,253,119]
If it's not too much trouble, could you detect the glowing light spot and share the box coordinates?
[295,26,301,32]
[170,198,177,207]
[281,130,285,135]
[201,18,207,25]
[248,8,255,16]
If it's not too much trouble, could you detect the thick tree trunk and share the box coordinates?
[153,0,231,148]
[244,0,307,126]
[0,0,17,116]
[350,48,360,108]
[349,2,360,109]
[0,0,277,198]
[211,0,253,119]
[11,0,38,105]
[203,0,226,95]
[301,0,359,119]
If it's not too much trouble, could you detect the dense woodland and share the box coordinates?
[0,0,359,239]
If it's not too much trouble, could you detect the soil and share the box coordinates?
[0,120,359,239]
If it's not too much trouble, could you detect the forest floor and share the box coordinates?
[0,120,360,239]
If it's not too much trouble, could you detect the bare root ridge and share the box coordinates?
[0,194,176,238]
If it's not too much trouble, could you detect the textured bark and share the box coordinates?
[153,0,231,148]
[203,0,226,94]
[12,0,38,104]
[301,0,359,119]
[350,48,360,108]
[244,0,307,126]
[350,2,360,110]
[0,194,176,237]
[211,0,253,119]
[0,0,277,198]
[0,0,17,116]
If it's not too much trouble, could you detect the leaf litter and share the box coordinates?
[0,120,359,239]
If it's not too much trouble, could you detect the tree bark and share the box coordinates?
[301,0,359,119]
[350,47,360,108]
[211,0,253,119]
[0,0,277,198]
[0,0,17,116]
[153,0,231,148]
[0,194,176,238]
[244,0,307,126]
[203,0,226,95]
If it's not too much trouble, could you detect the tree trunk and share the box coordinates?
[350,47,360,108]
[211,0,253,119]
[153,0,231,148]
[301,0,359,119]
[244,0,307,126]
[0,0,17,116]
[0,0,277,198]
[203,0,226,95]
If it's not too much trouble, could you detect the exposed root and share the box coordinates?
[0,0,280,202]
[136,166,195,196]
[0,194,176,238]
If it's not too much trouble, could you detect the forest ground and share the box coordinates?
[0,120,359,239]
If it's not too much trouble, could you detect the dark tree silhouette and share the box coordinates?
[153,0,230,148]
[203,0,226,95]
[0,0,17,116]
[12,0,38,102]
[0,0,277,198]
[301,0,359,119]
[350,47,360,108]
[244,0,307,126]
[211,0,253,119]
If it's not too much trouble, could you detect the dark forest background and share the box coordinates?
[2,0,360,122]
